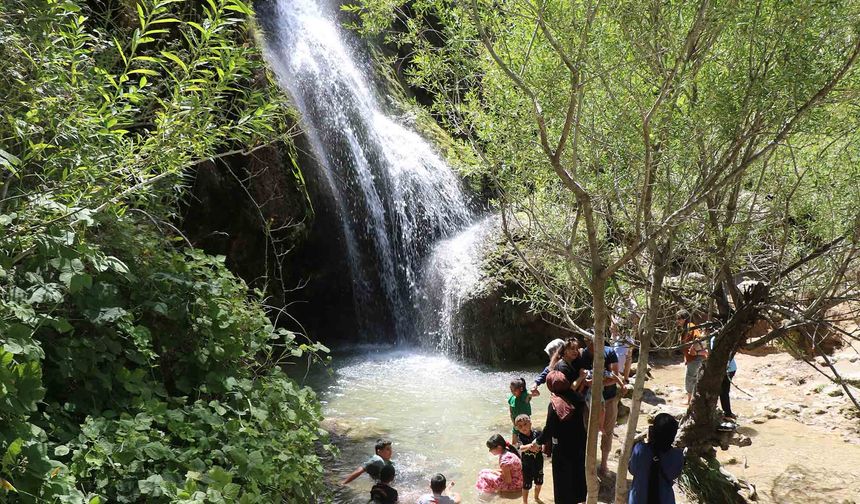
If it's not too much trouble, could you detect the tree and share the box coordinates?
[348,0,860,501]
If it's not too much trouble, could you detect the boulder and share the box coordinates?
[424,218,578,365]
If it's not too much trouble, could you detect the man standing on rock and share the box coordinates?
[679,309,708,405]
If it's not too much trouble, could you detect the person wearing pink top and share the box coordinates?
[475,434,524,494]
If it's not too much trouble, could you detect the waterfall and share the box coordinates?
[418,217,497,355]
[258,0,477,341]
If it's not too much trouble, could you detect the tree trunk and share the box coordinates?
[677,281,769,456]
[585,279,609,504]
[614,243,670,503]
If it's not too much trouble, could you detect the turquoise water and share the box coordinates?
[311,348,552,503]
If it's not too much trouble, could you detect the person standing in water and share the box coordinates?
[509,377,533,445]
[341,438,394,485]
[515,414,544,504]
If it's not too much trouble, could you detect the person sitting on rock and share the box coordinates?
[342,438,394,485]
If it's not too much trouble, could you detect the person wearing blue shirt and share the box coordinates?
[627,413,684,504]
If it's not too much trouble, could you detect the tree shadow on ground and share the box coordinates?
[736,425,759,437]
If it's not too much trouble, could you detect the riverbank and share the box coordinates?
[318,348,860,503]
[624,350,860,504]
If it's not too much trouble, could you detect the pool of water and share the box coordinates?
[310,347,553,503]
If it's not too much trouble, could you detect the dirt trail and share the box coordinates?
[640,350,860,503]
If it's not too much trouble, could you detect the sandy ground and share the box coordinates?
[629,349,860,504]
[505,350,860,504]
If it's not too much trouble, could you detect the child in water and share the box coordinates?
[509,377,532,445]
[369,464,398,504]
[341,438,394,485]
[417,473,461,504]
[515,414,544,504]
[476,434,524,495]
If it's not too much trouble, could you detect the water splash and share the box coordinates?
[419,217,498,355]
[258,0,474,340]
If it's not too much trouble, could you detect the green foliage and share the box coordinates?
[678,456,746,504]
[0,0,293,216]
[348,0,860,327]
[0,0,329,501]
[2,216,331,502]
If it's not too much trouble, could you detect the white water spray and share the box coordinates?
[259,0,490,346]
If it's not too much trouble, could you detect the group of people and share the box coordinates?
[478,334,643,504]
[342,439,461,504]
[344,319,702,504]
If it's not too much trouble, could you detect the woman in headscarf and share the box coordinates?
[522,370,587,504]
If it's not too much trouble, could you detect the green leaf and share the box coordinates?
[54,445,70,457]
[222,482,241,499]
[224,1,253,16]
[150,17,181,25]
[113,36,128,66]
[138,474,165,496]
[136,2,146,28]
[128,68,159,76]
[51,318,74,333]
[142,442,171,461]
[160,50,189,72]
[206,466,232,489]
[3,439,24,467]
[89,307,129,325]
[69,273,93,293]
[0,149,21,176]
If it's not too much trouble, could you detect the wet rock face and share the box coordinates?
[455,276,568,365]
[178,142,363,343]
[179,143,311,302]
[441,225,573,366]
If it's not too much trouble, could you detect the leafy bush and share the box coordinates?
[2,213,331,503]
[1,0,330,501]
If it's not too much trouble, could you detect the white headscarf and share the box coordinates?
[544,338,565,357]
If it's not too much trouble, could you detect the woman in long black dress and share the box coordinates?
[526,370,587,504]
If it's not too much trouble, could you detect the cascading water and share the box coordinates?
[258,0,475,341]
[419,216,497,355]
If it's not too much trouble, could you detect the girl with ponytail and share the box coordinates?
[627,413,685,503]
[508,377,532,444]
[475,434,523,495]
